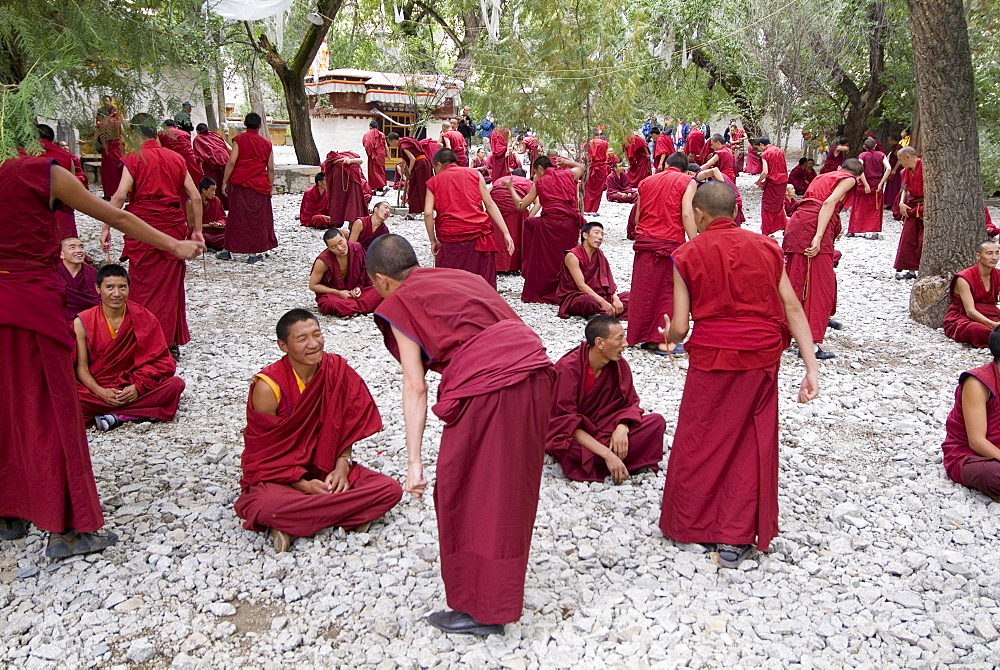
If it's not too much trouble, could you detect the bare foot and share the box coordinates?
[353,521,372,533]
[270,528,295,553]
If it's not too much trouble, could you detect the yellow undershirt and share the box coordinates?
[253,369,306,405]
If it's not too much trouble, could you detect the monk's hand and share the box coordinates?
[350,288,362,299]
[326,461,351,494]
[189,230,205,245]
[171,239,207,260]
[612,295,624,316]
[605,453,628,484]
[599,298,614,316]
[292,478,330,495]
[798,371,819,403]
[115,384,139,404]
[221,181,229,196]
[864,184,871,194]
[657,313,672,346]
[503,234,514,256]
[610,424,630,458]
[96,387,123,407]
[404,464,427,501]
[431,240,441,256]
[899,203,909,217]
[100,224,112,258]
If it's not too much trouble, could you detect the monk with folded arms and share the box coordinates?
[56,237,99,320]
[299,172,332,229]
[659,182,819,569]
[0,151,204,558]
[944,242,1000,347]
[235,309,403,552]
[74,264,186,432]
[368,234,555,636]
[547,315,665,483]
[557,221,629,319]
[310,228,382,316]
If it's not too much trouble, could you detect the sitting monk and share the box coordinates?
[557,221,629,319]
[547,315,666,483]
[56,237,99,320]
[299,172,332,228]
[309,228,383,316]
[194,177,227,250]
[348,200,392,251]
[234,309,403,551]
[944,241,1000,348]
[605,162,638,203]
[73,264,186,431]
[941,325,1000,501]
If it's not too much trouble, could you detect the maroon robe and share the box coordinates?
[226,129,277,255]
[158,127,204,184]
[583,138,609,213]
[848,149,886,234]
[942,363,1000,492]
[760,145,788,235]
[547,342,664,481]
[399,137,432,215]
[894,159,924,272]
[235,353,402,537]
[375,267,555,625]
[95,110,124,199]
[523,136,542,164]
[685,129,705,160]
[661,217,791,551]
[56,262,99,320]
[193,131,230,207]
[76,302,185,423]
[38,140,88,238]
[556,245,630,319]
[323,151,369,227]
[299,184,331,228]
[352,215,390,251]
[624,135,652,187]
[789,165,816,196]
[820,144,847,174]
[744,144,762,175]
[313,245,383,316]
[442,130,468,166]
[0,156,104,533]
[712,147,737,181]
[943,265,1000,347]
[520,167,585,304]
[782,170,856,344]
[883,143,903,216]
[471,155,491,184]
[362,128,388,191]
[488,128,511,182]
[122,140,191,346]
[653,134,676,170]
[729,129,747,174]
[426,164,497,288]
[491,175,531,272]
[201,195,227,250]
[606,170,638,203]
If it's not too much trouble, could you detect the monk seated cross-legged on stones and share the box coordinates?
[193,177,227,251]
[299,172,332,229]
[348,200,392,252]
[547,315,665,483]
[235,309,403,553]
[73,264,186,432]
[556,221,629,320]
[944,241,1000,347]
[56,237,99,320]
[309,228,383,317]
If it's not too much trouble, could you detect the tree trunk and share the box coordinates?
[689,48,763,137]
[279,70,321,165]
[907,0,983,327]
[202,84,217,132]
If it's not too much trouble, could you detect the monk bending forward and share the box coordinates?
[943,242,1000,348]
[74,264,186,431]
[659,182,819,569]
[368,234,555,636]
[235,309,402,552]
[547,316,665,483]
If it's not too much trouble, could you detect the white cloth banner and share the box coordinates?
[209,0,294,21]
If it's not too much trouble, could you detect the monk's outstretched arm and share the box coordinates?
[183,173,203,237]
[807,179,855,256]
[954,278,1000,328]
[702,153,719,169]
[680,181,698,240]
[756,157,769,187]
[510,183,538,212]
[663,267,691,345]
[961,379,1000,460]
[394,327,429,500]
[778,270,819,402]
[423,190,439,255]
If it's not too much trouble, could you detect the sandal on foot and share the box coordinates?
[716,543,753,569]
[94,414,124,432]
[639,342,670,356]
[0,517,29,540]
[45,529,119,559]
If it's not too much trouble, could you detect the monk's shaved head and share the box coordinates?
[532,156,553,171]
[841,158,863,176]
[898,146,917,158]
[585,315,621,347]
[323,227,345,242]
[666,152,688,171]
[244,113,262,130]
[129,113,158,139]
[990,325,1000,362]
[276,309,319,342]
[387,132,400,141]
[36,124,56,141]
[978,241,999,253]
[433,148,458,165]
[367,234,419,280]
[864,138,876,150]
[692,181,737,219]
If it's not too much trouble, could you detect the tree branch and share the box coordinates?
[411,0,463,48]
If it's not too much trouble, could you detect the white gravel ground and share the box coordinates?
[4,177,1000,669]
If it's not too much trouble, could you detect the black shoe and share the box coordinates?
[216,250,232,260]
[845,232,855,238]
[815,347,837,360]
[828,319,844,330]
[247,254,262,264]
[0,517,28,540]
[426,610,504,636]
[716,543,753,569]
[45,529,119,559]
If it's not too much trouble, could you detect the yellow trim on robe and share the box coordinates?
[103,305,127,339]
[253,370,307,405]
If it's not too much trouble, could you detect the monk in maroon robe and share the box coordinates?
[883,135,904,216]
[299,173,331,228]
[624,134,652,187]
[522,135,542,164]
[744,142,762,175]
[557,222,629,319]
[95,97,124,199]
[820,138,849,174]
[362,121,388,192]
[420,137,441,163]
[389,133,433,216]
[783,159,862,359]
[36,124,89,238]
[158,121,204,183]
[696,167,745,226]
[894,147,923,279]
[488,126,512,182]
[490,171,532,272]
[941,338,1000,498]
[441,121,468,167]
[700,135,737,181]
[56,237,99,319]
[653,130,676,172]
[729,124,747,174]
[221,113,276,263]
[789,158,817,196]
[0,151,203,557]
[583,131,610,214]
[193,124,231,208]
[323,151,369,227]
[348,200,392,251]
[368,235,555,634]
[510,157,586,303]
[606,163,638,203]
[944,242,1000,347]
[660,181,819,568]
[685,128,706,162]
[471,148,492,184]
[74,264,185,430]
[194,177,227,250]
[627,152,696,351]
[754,138,789,236]
[105,114,203,348]
[848,138,888,237]
[425,149,513,289]
[310,229,383,316]
[548,316,664,482]
[235,310,402,551]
